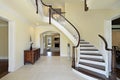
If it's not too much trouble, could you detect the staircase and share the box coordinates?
[34,0,117,80]
[74,39,109,80]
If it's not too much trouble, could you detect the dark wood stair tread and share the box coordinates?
[80,57,104,62]
[80,53,101,56]
[80,39,85,41]
[79,62,105,70]
[80,45,94,47]
[80,49,98,51]
[80,42,89,44]
[75,67,109,80]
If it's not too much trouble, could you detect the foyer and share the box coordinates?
[0,57,86,80]
[0,0,120,80]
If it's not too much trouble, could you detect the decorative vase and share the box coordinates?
[30,44,32,50]
[30,43,33,50]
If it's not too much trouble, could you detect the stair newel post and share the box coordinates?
[112,46,116,74]
[109,46,117,80]
[72,46,76,68]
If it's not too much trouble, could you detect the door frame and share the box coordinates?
[0,16,15,72]
[104,14,120,72]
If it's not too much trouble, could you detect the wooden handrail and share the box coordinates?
[98,34,112,51]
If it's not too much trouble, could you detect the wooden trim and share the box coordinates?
[112,28,120,30]
[84,0,88,11]
[49,8,51,24]
[35,0,38,13]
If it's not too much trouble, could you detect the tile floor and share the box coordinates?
[0,56,86,80]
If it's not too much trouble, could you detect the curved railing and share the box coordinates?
[98,34,116,79]
[36,0,81,68]
[98,34,112,51]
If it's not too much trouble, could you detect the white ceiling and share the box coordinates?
[0,0,43,25]
[88,0,120,9]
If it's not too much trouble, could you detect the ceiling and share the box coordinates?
[43,0,120,9]
[0,0,120,26]
[87,0,120,9]
[0,0,43,25]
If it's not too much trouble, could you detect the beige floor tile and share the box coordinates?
[0,56,86,80]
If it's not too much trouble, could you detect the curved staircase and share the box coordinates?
[33,0,117,80]
[74,39,108,80]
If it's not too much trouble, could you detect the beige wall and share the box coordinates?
[0,3,35,70]
[0,26,8,59]
[65,2,112,48]
[112,30,120,47]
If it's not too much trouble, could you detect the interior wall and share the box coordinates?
[0,26,8,59]
[0,2,35,71]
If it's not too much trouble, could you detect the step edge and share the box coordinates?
[79,60,105,66]
[79,62,105,70]
[80,55,103,58]
[80,57,104,62]
[72,68,99,80]
[78,64,106,75]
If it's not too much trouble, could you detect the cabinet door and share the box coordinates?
[24,51,32,63]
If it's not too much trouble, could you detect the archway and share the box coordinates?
[40,31,60,56]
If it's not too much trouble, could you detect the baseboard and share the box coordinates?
[9,63,24,72]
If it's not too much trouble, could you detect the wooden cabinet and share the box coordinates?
[24,48,40,64]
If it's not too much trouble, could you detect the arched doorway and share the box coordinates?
[40,31,60,56]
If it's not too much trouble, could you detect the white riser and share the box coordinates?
[73,69,99,80]
[78,64,106,75]
[80,51,99,53]
[79,59,105,66]
[80,55,103,59]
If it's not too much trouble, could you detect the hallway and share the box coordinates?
[0,57,86,80]
[42,48,60,56]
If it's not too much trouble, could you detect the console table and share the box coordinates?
[24,48,40,64]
